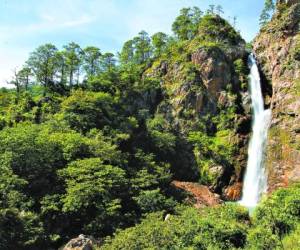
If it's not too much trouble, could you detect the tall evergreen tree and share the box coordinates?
[119,40,135,65]
[63,42,82,87]
[172,7,203,40]
[260,0,275,26]
[55,51,67,86]
[151,32,169,58]
[133,31,152,64]
[26,43,58,94]
[17,66,32,91]
[83,46,102,77]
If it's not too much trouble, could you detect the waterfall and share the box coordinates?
[240,54,271,208]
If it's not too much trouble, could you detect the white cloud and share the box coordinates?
[28,14,95,31]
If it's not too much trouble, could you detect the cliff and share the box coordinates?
[254,0,300,192]
[146,15,251,200]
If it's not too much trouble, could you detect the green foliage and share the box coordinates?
[26,43,58,93]
[151,32,169,57]
[188,128,236,185]
[247,183,300,249]
[83,46,102,77]
[0,163,28,210]
[60,89,114,132]
[260,0,275,26]
[133,188,176,214]
[0,4,277,250]
[282,224,300,249]
[198,15,243,45]
[101,184,300,250]
[130,150,172,191]
[234,58,249,90]
[63,42,83,87]
[102,203,249,250]
[0,209,45,250]
[59,158,127,235]
[120,31,153,66]
[0,124,65,202]
[172,7,203,40]
[246,225,280,250]
[146,115,176,153]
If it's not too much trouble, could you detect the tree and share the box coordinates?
[7,69,22,101]
[17,66,32,91]
[83,46,102,77]
[102,204,249,250]
[207,4,216,15]
[26,44,58,94]
[216,5,224,16]
[151,32,169,57]
[100,52,116,72]
[0,209,46,249]
[247,183,300,249]
[0,125,65,202]
[7,67,32,102]
[133,188,176,214]
[260,0,275,26]
[63,42,82,87]
[55,51,67,86]
[133,31,152,64]
[119,40,135,65]
[59,158,127,235]
[172,7,203,40]
[233,16,237,28]
[0,161,27,210]
[60,89,114,132]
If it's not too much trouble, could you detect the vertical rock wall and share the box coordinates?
[254,1,300,192]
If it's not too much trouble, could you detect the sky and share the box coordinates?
[0,0,265,87]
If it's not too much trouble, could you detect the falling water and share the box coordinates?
[240,54,271,208]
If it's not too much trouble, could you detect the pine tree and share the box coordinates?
[259,0,275,26]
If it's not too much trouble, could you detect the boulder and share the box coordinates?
[224,182,243,201]
[63,234,96,250]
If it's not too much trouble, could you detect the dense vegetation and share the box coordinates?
[101,183,300,250]
[0,2,299,249]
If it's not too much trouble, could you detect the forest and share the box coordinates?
[0,0,300,249]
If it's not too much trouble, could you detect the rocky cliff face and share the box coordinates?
[146,15,251,200]
[254,1,300,192]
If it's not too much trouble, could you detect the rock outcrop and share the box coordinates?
[63,234,97,250]
[254,1,300,192]
[146,15,251,199]
[171,181,222,208]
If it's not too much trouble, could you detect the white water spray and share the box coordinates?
[240,54,271,208]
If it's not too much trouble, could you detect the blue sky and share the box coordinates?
[0,0,264,86]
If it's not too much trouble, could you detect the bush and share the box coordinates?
[102,203,249,250]
[60,89,114,132]
[247,183,300,249]
[59,158,127,235]
[0,209,45,250]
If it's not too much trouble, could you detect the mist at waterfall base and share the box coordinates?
[239,54,271,209]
